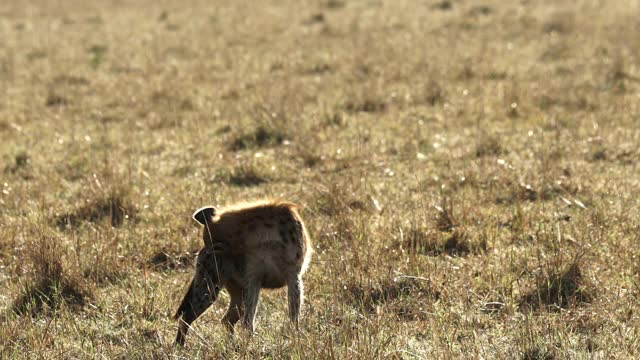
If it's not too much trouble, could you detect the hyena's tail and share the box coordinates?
[174,279,194,319]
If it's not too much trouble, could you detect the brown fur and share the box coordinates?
[206,200,311,270]
[174,199,312,346]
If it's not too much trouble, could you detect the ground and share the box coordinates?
[1,0,640,358]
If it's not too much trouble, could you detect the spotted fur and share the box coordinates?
[174,199,312,346]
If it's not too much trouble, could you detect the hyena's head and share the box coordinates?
[192,206,216,248]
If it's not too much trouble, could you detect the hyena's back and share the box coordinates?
[211,200,312,279]
[175,199,312,345]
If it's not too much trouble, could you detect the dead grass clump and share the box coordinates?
[82,265,126,286]
[149,90,194,111]
[147,250,196,271]
[435,198,457,232]
[227,163,270,187]
[343,94,388,113]
[414,80,447,106]
[13,235,92,316]
[344,98,387,113]
[295,144,324,168]
[404,227,485,256]
[55,154,92,182]
[52,74,90,86]
[535,92,596,111]
[589,147,607,162]
[45,93,69,107]
[76,231,128,286]
[458,62,475,80]
[468,5,492,16]
[55,186,137,229]
[324,0,345,10]
[303,12,325,25]
[88,44,107,68]
[321,111,345,128]
[312,182,369,250]
[342,276,440,317]
[313,182,367,216]
[300,62,333,75]
[520,260,594,311]
[603,55,638,94]
[542,12,574,34]
[4,151,32,179]
[432,1,452,11]
[515,183,540,202]
[475,135,504,158]
[521,347,556,360]
[497,181,577,205]
[229,125,288,151]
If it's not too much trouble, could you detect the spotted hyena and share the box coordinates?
[174,200,312,346]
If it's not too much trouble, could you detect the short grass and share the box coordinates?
[1,0,640,358]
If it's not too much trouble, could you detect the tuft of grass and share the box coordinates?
[321,110,346,128]
[82,262,126,286]
[324,0,345,9]
[343,97,387,113]
[542,12,574,34]
[434,197,458,232]
[76,228,129,286]
[604,55,634,94]
[229,125,288,151]
[475,135,504,158]
[227,163,270,187]
[520,259,594,311]
[4,150,31,177]
[55,185,137,229]
[147,249,196,271]
[497,181,578,205]
[432,1,452,11]
[522,347,556,360]
[2,0,640,357]
[342,276,440,317]
[149,90,194,111]
[45,93,69,107]
[468,5,492,16]
[301,61,332,74]
[422,80,447,106]
[52,75,90,86]
[404,227,485,257]
[313,181,369,221]
[88,44,107,69]
[13,233,92,316]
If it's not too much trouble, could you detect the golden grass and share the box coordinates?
[1,0,640,358]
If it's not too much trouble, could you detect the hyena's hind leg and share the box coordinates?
[287,271,303,330]
[241,278,261,333]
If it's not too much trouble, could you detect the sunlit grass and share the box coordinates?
[1,0,640,358]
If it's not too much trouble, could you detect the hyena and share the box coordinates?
[174,200,312,346]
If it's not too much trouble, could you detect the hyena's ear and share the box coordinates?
[192,206,216,225]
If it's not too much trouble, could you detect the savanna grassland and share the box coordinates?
[1,0,640,358]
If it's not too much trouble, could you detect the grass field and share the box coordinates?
[1,0,640,358]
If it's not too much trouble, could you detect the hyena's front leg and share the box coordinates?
[287,271,303,330]
[174,267,222,346]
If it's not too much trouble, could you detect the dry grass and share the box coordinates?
[1,0,640,358]
[520,258,594,311]
[12,230,93,316]
[54,184,137,229]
